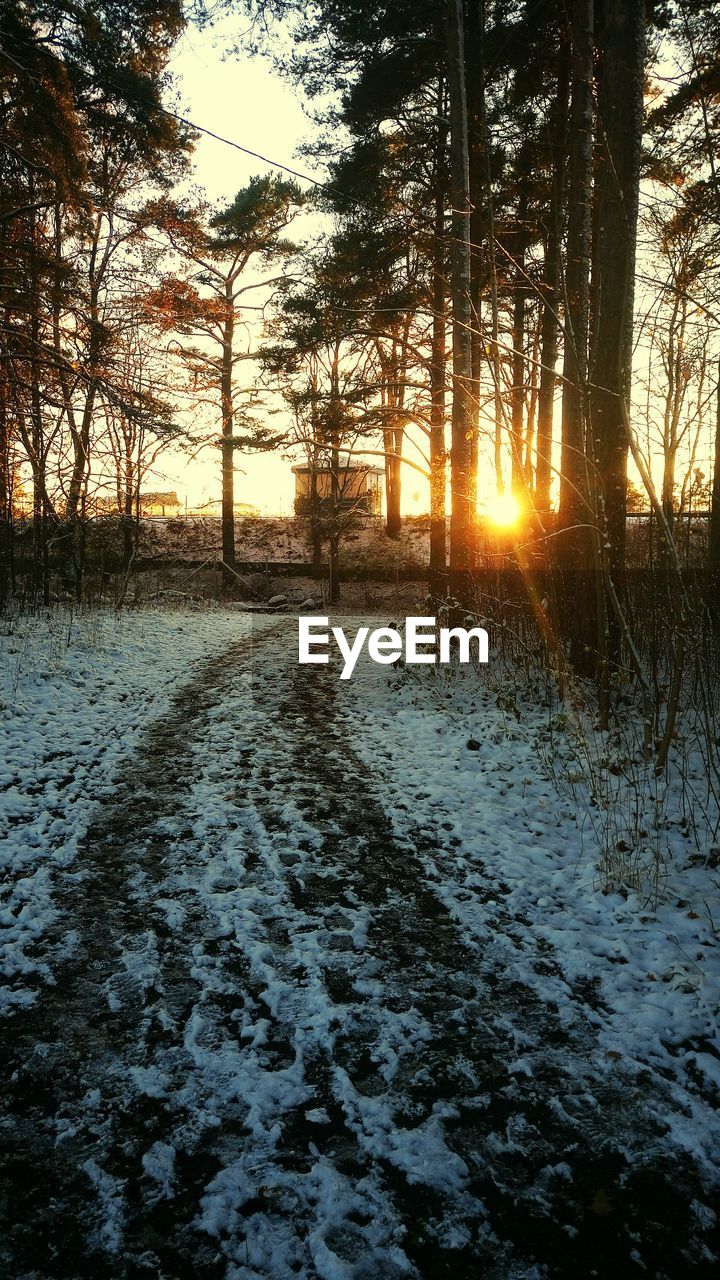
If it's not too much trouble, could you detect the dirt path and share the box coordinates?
[0,620,716,1279]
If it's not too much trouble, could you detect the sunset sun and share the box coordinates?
[486,492,522,528]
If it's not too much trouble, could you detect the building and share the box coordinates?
[292,460,383,517]
[139,491,182,517]
[187,499,260,518]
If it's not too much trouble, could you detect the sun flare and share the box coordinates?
[485,493,522,528]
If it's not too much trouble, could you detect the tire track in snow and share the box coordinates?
[226,626,716,1280]
[0,616,716,1279]
[0,628,273,1279]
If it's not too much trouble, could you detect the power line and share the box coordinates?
[5,27,719,417]
[124,96,364,211]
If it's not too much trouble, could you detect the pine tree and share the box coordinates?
[148,177,304,578]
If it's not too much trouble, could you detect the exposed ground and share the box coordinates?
[0,612,718,1279]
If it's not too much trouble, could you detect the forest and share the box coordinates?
[1,2,720,1278]
[2,0,720,722]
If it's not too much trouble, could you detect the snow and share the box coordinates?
[1,607,719,1278]
[342,647,720,1175]
[0,605,249,1011]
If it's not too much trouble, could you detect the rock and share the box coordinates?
[298,598,319,610]
[267,594,288,606]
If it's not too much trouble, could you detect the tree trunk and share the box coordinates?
[388,317,410,538]
[329,432,340,604]
[65,384,95,525]
[429,118,447,586]
[328,351,341,604]
[65,213,104,528]
[524,315,541,483]
[446,0,475,599]
[511,231,526,496]
[466,0,483,514]
[221,278,236,583]
[0,345,9,608]
[536,31,570,512]
[662,447,677,528]
[0,212,9,606]
[384,425,402,537]
[557,0,597,674]
[559,0,594,544]
[28,203,49,604]
[307,382,324,573]
[709,359,720,578]
[589,0,646,591]
[470,0,503,498]
[310,465,323,572]
[122,440,134,572]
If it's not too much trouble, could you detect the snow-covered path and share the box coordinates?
[1,613,718,1279]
